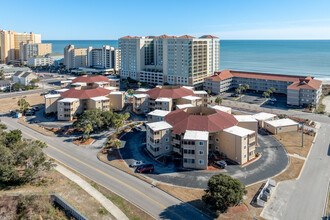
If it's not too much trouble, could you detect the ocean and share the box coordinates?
[43,40,330,78]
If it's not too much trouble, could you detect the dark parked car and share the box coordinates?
[214,160,227,169]
[33,106,40,111]
[25,111,35,116]
[136,164,154,173]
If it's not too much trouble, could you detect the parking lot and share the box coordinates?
[215,90,289,108]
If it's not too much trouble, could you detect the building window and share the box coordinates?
[279,127,282,130]
[215,146,219,150]
[145,102,148,106]
[199,159,204,165]
[165,137,169,142]
[244,154,246,158]
[165,145,170,150]
[244,137,247,140]
[59,114,63,117]
[244,146,246,149]
[199,141,204,146]
[215,138,219,142]
[199,150,204,155]
[60,108,63,111]
[166,130,169,134]
[266,124,269,128]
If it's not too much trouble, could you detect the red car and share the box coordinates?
[136,164,154,173]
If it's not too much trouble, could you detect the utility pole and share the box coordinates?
[300,120,306,148]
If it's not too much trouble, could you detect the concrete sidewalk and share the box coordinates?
[55,164,128,220]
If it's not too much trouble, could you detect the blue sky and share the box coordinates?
[2,0,330,40]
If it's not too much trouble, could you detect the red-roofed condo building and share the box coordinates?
[146,106,257,169]
[133,85,209,114]
[204,70,322,106]
[45,75,125,120]
[119,35,219,88]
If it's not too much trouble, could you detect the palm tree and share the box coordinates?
[243,84,249,92]
[113,140,121,149]
[262,91,269,99]
[215,97,223,105]
[83,123,93,140]
[137,82,142,88]
[235,88,241,95]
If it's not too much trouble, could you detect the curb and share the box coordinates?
[297,125,320,180]
[323,178,330,217]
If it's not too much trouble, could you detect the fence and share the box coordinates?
[51,193,89,220]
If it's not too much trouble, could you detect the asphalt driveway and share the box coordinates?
[120,129,289,189]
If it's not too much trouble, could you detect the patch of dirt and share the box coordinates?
[274,131,314,157]
[0,93,45,113]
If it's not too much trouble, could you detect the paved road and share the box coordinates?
[0,87,59,98]
[261,123,330,220]
[120,129,288,188]
[1,116,210,220]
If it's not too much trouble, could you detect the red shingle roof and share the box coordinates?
[206,70,234,81]
[61,87,110,99]
[119,36,140,39]
[178,35,195,39]
[230,70,305,82]
[164,108,238,134]
[287,76,322,90]
[72,75,110,84]
[146,86,196,99]
[200,35,219,39]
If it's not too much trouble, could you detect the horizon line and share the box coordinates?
[42,39,330,41]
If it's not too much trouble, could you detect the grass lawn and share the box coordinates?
[274,131,314,158]
[0,169,114,220]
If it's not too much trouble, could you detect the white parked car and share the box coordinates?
[270,98,277,102]
[129,161,145,167]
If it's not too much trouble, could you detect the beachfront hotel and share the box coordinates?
[0,30,42,64]
[45,75,124,121]
[119,35,220,88]
[146,106,258,169]
[64,45,121,73]
[132,85,209,114]
[20,41,52,64]
[204,70,322,106]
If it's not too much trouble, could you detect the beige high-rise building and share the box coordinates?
[119,34,220,88]
[64,45,87,70]
[0,30,41,63]
[20,41,52,63]
[87,46,121,72]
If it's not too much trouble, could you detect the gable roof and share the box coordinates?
[14,71,25,77]
[206,70,233,81]
[287,76,322,91]
[21,72,36,78]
